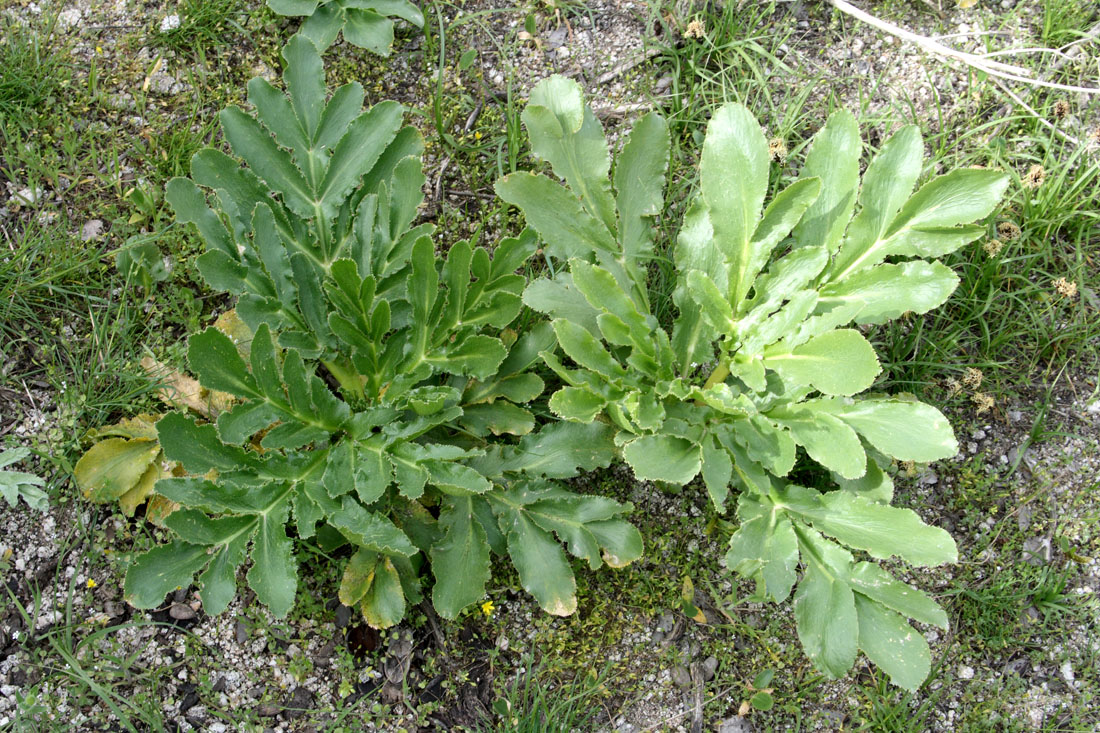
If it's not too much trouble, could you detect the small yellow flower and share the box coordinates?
[86,578,97,589]
[481,600,495,617]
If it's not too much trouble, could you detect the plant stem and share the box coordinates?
[703,360,730,391]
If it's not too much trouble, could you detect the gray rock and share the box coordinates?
[257,702,280,717]
[82,220,104,241]
[701,656,718,681]
[335,604,352,629]
[546,27,568,50]
[670,665,692,688]
[718,717,754,733]
[284,686,314,719]
[235,619,248,644]
[1022,537,1052,565]
[169,603,196,621]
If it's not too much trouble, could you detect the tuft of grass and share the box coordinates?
[151,0,250,58]
[479,653,611,732]
[1039,0,1098,48]
[0,13,69,126]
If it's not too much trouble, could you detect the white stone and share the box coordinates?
[958,665,975,680]
[159,14,180,32]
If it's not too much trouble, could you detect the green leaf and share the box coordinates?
[792,528,858,678]
[855,595,931,691]
[848,562,948,629]
[699,103,769,306]
[343,9,394,56]
[188,327,259,399]
[426,460,492,496]
[548,386,606,423]
[769,407,866,480]
[429,335,507,379]
[198,534,250,614]
[791,110,860,255]
[685,270,736,335]
[729,416,797,477]
[282,34,325,138]
[164,510,256,546]
[497,505,577,616]
[458,403,535,436]
[742,177,822,299]
[300,2,344,50]
[267,0,316,16]
[165,178,235,259]
[551,319,625,379]
[700,435,732,511]
[0,449,48,512]
[622,435,701,485]
[495,172,616,261]
[318,101,403,219]
[220,107,314,219]
[359,555,405,627]
[763,329,880,397]
[156,413,260,474]
[831,125,922,278]
[811,397,958,462]
[830,168,1009,279]
[614,112,669,277]
[247,497,298,618]
[725,493,799,602]
[124,541,211,609]
[522,275,602,337]
[524,75,617,233]
[817,260,959,326]
[496,422,617,479]
[330,497,417,556]
[431,496,491,619]
[813,491,957,567]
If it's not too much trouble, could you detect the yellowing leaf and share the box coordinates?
[117,460,168,516]
[141,356,234,417]
[958,0,978,8]
[145,494,180,526]
[213,309,253,360]
[74,438,161,503]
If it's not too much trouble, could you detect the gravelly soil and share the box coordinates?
[1,0,1098,730]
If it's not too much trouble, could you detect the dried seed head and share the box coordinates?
[685,19,705,39]
[1052,100,1070,120]
[961,367,984,389]
[1053,277,1078,299]
[944,377,963,397]
[1022,164,1045,189]
[768,137,788,164]
[997,221,1022,241]
[971,392,995,415]
[983,238,1004,257]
